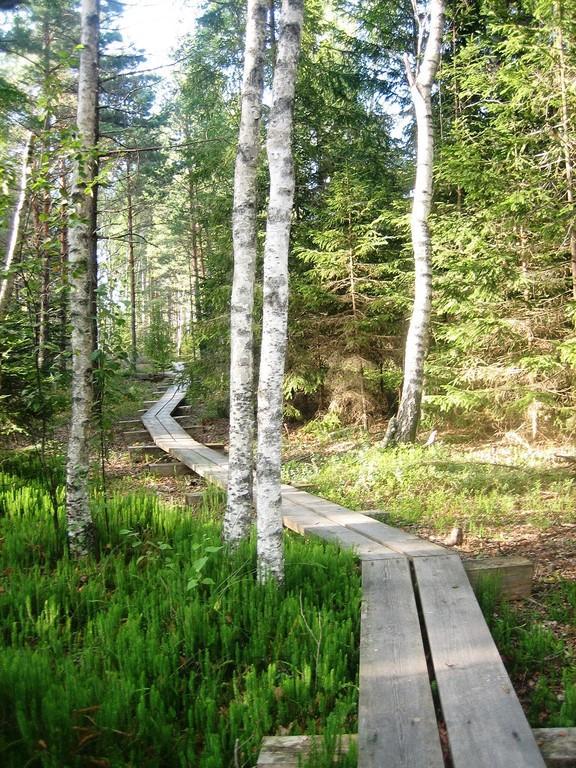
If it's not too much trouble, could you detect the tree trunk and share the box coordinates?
[0,132,33,320]
[66,0,100,559]
[224,0,268,545]
[255,0,304,582]
[59,165,69,370]
[126,159,137,365]
[394,0,444,445]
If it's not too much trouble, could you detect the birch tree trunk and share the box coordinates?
[66,0,99,558]
[256,0,304,582]
[224,0,268,545]
[394,0,444,445]
[0,132,33,320]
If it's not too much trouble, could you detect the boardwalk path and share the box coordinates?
[143,381,546,768]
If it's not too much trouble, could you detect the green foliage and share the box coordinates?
[477,578,575,727]
[142,301,175,373]
[283,441,576,534]
[0,462,361,767]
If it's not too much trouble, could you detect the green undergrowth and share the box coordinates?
[283,442,576,534]
[0,459,361,768]
[476,579,576,727]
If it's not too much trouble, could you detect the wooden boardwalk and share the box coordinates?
[142,382,547,768]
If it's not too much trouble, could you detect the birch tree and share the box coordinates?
[256,0,304,582]
[66,0,99,558]
[224,0,268,545]
[0,132,33,320]
[391,0,444,444]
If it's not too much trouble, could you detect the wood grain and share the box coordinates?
[358,557,444,768]
[414,555,547,768]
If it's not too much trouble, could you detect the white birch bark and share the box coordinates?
[66,0,99,558]
[0,131,33,320]
[224,0,268,544]
[256,0,304,582]
[395,0,444,444]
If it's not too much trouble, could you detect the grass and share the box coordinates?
[283,440,576,534]
[0,458,361,768]
[476,579,576,726]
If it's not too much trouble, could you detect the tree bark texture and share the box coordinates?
[0,132,33,320]
[395,0,444,444]
[224,0,268,545]
[66,0,99,559]
[256,0,304,582]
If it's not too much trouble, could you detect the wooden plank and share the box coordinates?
[172,416,203,428]
[534,728,576,768]
[258,731,575,768]
[144,462,193,477]
[413,555,547,768]
[282,499,396,558]
[358,557,444,768]
[128,445,165,461]
[281,488,447,558]
[464,556,534,600]
[173,404,193,414]
[257,735,355,767]
[122,429,150,443]
[256,732,576,768]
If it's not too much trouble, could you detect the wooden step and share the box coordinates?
[118,418,142,426]
[204,441,227,451]
[173,415,202,428]
[144,462,193,477]
[256,730,576,767]
[173,404,193,415]
[128,445,165,461]
[122,429,150,444]
[464,555,533,600]
[414,555,547,768]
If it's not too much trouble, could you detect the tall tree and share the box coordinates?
[392,0,445,444]
[66,0,100,558]
[224,0,268,545]
[256,0,304,582]
[0,131,33,320]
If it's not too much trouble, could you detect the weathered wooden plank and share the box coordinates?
[144,462,193,477]
[534,728,576,768]
[256,731,576,768]
[359,557,444,768]
[282,499,396,558]
[414,555,547,768]
[281,488,447,558]
[172,416,203,428]
[257,735,355,767]
[122,429,150,443]
[173,404,193,414]
[464,556,534,600]
[118,417,142,426]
